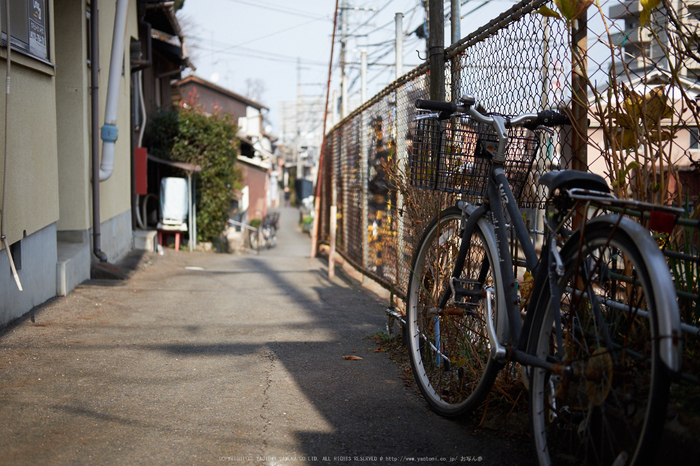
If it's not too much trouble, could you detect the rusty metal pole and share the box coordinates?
[310,0,340,259]
[571,13,588,229]
[571,13,588,173]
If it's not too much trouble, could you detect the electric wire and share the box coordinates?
[192,40,327,66]
[350,2,421,40]
[223,0,327,20]
[347,0,397,36]
[195,16,326,61]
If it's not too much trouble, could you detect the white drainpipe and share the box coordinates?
[99,0,130,181]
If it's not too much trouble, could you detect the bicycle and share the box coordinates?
[249,213,279,250]
[262,212,278,248]
[405,95,684,466]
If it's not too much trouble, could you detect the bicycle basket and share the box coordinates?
[409,113,539,201]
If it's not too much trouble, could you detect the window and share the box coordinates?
[690,127,700,150]
[1,0,49,62]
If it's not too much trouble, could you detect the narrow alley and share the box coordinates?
[0,208,532,465]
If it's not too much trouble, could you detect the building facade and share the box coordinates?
[0,1,189,325]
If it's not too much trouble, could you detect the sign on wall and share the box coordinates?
[1,0,48,62]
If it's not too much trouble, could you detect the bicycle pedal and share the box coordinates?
[450,301,479,311]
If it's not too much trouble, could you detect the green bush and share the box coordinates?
[147,105,241,242]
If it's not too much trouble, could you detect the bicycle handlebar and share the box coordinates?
[415,99,459,113]
[415,98,570,129]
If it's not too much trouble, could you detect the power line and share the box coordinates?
[348,0,397,36]
[195,46,329,67]
[223,0,328,20]
[190,37,328,66]
[354,2,421,39]
[194,16,326,61]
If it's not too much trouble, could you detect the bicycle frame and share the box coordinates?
[448,159,683,374]
[407,97,685,463]
[418,96,682,374]
[450,162,555,371]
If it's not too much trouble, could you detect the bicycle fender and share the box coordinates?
[585,215,682,374]
[464,204,511,343]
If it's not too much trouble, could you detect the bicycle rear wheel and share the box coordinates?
[529,223,672,466]
[406,206,504,417]
[248,230,260,249]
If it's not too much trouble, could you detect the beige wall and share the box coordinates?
[97,0,138,225]
[0,1,59,248]
[54,0,138,233]
[55,0,91,231]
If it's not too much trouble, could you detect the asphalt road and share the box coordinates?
[0,207,533,465]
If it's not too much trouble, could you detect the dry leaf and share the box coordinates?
[612,110,637,130]
[519,271,534,310]
[342,355,363,360]
[643,87,673,121]
[614,129,639,151]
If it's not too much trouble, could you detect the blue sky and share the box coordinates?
[178,1,521,134]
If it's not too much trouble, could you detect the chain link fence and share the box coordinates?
[317,0,569,298]
[315,1,700,368]
[311,0,700,438]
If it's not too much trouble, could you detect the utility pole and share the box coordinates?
[428,0,445,101]
[395,12,403,80]
[340,0,349,119]
[450,0,461,100]
[296,57,302,181]
[450,0,460,43]
[361,50,367,103]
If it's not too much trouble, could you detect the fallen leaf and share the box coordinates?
[374,348,385,353]
[342,355,363,360]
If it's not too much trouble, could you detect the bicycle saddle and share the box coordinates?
[539,170,609,197]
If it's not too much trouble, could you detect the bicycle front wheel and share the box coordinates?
[249,230,260,249]
[529,223,672,466]
[406,206,504,417]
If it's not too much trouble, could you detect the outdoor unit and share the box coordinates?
[160,177,189,226]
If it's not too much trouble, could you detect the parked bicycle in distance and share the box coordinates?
[406,95,684,466]
[249,212,279,250]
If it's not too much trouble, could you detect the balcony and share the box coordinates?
[610,1,640,20]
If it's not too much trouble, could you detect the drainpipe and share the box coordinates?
[2,0,23,290]
[98,0,129,181]
[91,0,108,262]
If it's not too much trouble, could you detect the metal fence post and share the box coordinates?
[329,134,339,279]
[396,89,408,293]
[329,205,337,278]
[571,13,588,172]
[361,110,369,274]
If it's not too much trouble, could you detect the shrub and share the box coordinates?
[147,104,241,243]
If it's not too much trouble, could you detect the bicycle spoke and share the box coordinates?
[407,208,502,416]
[531,225,671,465]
